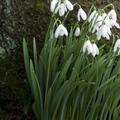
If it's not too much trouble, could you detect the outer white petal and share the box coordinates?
[55,27,60,38]
[108,9,117,22]
[50,0,58,12]
[113,20,120,29]
[64,0,73,11]
[59,3,67,16]
[92,43,99,57]
[100,25,108,37]
[75,27,80,37]
[78,8,87,21]
[80,8,87,20]
[96,25,111,40]
[107,27,112,36]
[88,10,97,22]
[114,39,120,52]
[83,40,93,54]
[55,24,68,38]
[62,25,68,36]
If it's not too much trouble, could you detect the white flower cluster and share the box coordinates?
[51,0,87,38]
[50,0,120,57]
[50,0,73,16]
[89,9,120,40]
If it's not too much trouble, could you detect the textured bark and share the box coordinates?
[0,0,49,54]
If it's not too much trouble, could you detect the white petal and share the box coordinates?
[108,9,117,22]
[64,0,73,11]
[55,24,68,38]
[50,0,58,12]
[92,43,99,57]
[88,10,97,22]
[59,3,67,16]
[78,8,87,21]
[75,27,80,37]
[114,39,120,52]
[83,40,93,54]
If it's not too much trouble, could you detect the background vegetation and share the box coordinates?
[0,0,120,119]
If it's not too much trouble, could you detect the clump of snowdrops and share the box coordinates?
[23,0,120,120]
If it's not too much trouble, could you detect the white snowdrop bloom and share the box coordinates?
[50,0,58,12]
[92,15,103,33]
[83,40,93,54]
[108,9,117,22]
[114,39,120,54]
[107,19,120,29]
[88,10,97,22]
[74,27,80,37]
[89,12,99,32]
[55,24,68,38]
[96,24,111,40]
[64,0,73,11]
[104,15,110,25]
[55,3,67,16]
[92,43,99,57]
[77,7,87,21]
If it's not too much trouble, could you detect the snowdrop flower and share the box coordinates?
[50,0,58,12]
[83,40,93,54]
[88,10,97,22]
[55,24,68,38]
[55,3,67,16]
[89,12,99,32]
[114,39,120,54]
[77,7,87,21]
[92,43,99,57]
[83,40,99,57]
[108,9,117,22]
[107,19,120,29]
[74,27,80,37]
[64,0,73,11]
[92,15,103,33]
[96,24,111,40]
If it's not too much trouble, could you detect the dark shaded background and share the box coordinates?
[0,0,120,119]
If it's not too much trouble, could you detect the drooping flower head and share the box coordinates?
[74,27,80,37]
[55,3,67,16]
[55,24,68,38]
[64,0,73,11]
[96,24,111,40]
[77,7,87,21]
[83,40,99,57]
[50,0,58,12]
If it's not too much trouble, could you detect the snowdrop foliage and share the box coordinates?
[50,0,58,12]
[23,2,120,120]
